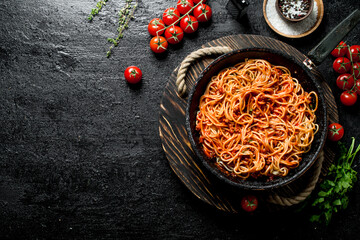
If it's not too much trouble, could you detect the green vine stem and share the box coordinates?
[107,0,138,58]
[156,1,206,36]
[88,0,109,22]
[348,45,359,92]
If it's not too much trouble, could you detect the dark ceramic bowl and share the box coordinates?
[186,48,327,190]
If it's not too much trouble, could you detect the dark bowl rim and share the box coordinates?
[185,47,328,190]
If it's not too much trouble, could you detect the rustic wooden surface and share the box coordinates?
[159,34,338,213]
[1,0,360,239]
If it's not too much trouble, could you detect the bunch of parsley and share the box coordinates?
[310,137,360,225]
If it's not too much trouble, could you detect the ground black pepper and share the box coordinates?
[278,0,311,20]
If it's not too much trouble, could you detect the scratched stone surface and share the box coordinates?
[0,0,360,239]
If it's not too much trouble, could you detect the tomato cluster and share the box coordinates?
[148,0,212,53]
[331,41,360,106]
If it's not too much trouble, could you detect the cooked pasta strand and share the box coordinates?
[195,59,318,180]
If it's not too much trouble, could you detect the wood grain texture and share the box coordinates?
[159,34,338,213]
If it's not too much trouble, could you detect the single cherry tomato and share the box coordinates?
[176,0,194,15]
[346,45,360,62]
[327,123,344,142]
[193,0,207,3]
[124,66,142,84]
[193,3,212,22]
[336,73,354,90]
[340,91,357,106]
[147,18,165,36]
[333,57,351,74]
[241,195,258,212]
[180,15,199,34]
[355,80,360,95]
[331,41,348,58]
[164,25,184,44]
[162,7,180,26]
[350,62,360,79]
[149,36,168,54]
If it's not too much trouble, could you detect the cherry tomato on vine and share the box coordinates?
[180,15,199,34]
[328,123,344,142]
[355,80,360,95]
[350,62,360,78]
[162,7,180,26]
[150,36,168,53]
[346,45,360,62]
[340,91,357,106]
[241,195,258,212]
[193,4,212,22]
[333,57,351,74]
[193,0,207,3]
[331,41,347,58]
[147,18,165,36]
[165,25,184,44]
[124,66,142,84]
[176,0,194,15]
[336,73,354,90]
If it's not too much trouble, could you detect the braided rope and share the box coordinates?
[267,151,324,206]
[176,46,232,96]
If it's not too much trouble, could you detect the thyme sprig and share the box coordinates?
[107,0,138,58]
[88,0,109,22]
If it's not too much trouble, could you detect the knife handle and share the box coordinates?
[307,9,360,65]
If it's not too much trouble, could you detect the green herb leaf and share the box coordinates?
[309,137,360,225]
[106,0,138,57]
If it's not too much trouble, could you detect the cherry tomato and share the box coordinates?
[327,123,344,142]
[177,0,194,15]
[180,15,199,34]
[241,195,258,212]
[350,62,360,79]
[340,91,357,106]
[333,57,351,74]
[336,73,354,90]
[147,18,165,36]
[346,45,360,62]
[164,25,184,44]
[162,7,180,26]
[355,80,360,95]
[149,36,168,54]
[124,66,142,84]
[193,4,212,22]
[331,41,347,58]
[193,0,207,3]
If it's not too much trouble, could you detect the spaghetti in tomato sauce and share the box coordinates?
[195,59,318,180]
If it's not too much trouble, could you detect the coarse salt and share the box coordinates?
[266,0,318,36]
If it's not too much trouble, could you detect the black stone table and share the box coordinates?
[1,0,360,239]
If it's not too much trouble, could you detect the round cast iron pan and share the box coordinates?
[186,48,328,190]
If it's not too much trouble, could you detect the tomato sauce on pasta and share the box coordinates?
[195,59,318,180]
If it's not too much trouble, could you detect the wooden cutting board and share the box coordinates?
[159,34,338,213]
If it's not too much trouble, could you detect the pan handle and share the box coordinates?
[307,9,360,65]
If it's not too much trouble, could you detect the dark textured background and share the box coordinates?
[1,0,360,239]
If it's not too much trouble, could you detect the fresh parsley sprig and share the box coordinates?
[106,0,138,58]
[310,137,360,225]
[88,0,109,22]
